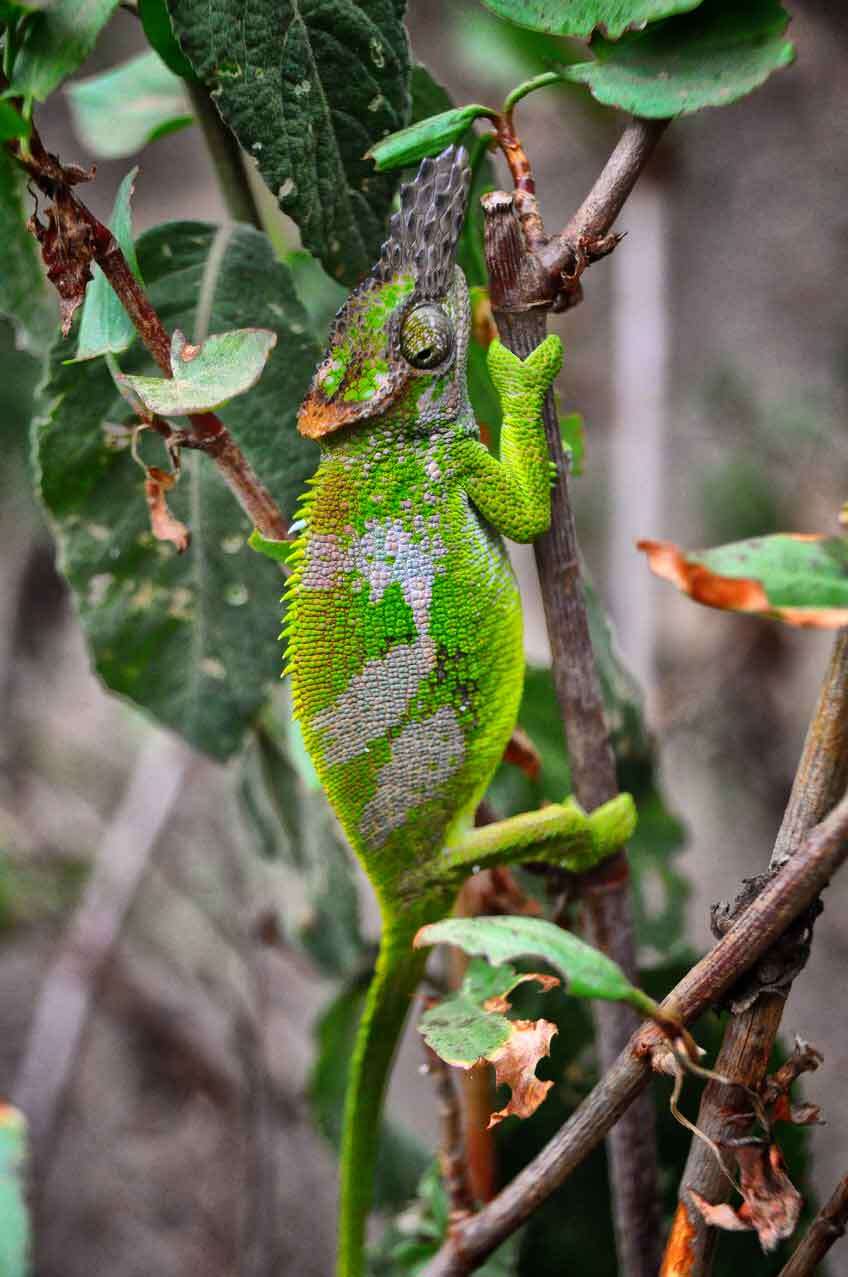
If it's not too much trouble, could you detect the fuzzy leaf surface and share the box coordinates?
[639,533,848,628]
[166,0,411,285]
[73,168,142,362]
[121,326,277,415]
[36,222,320,759]
[477,0,704,38]
[66,51,192,159]
[562,0,794,117]
[9,0,122,102]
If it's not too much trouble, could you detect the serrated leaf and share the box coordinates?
[139,0,197,80]
[66,50,192,160]
[368,104,494,171]
[35,222,321,760]
[477,0,704,39]
[9,0,122,102]
[0,1105,29,1277]
[638,533,848,628]
[416,915,654,1013]
[562,0,795,117]
[0,147,53,357]
[166,0,411,286]
[120,326,277,415]
[73,168,142,363]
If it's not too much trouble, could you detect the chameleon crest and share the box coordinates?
[298,147,472,439]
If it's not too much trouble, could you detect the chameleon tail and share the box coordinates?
[337,908,434,1277]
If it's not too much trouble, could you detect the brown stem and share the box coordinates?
[6,119,289,541]
[663,628,848,1276]
[426,1046,476,1220]
[776,1173,848,1277]
[483,178,661,1275]
[420,791,848,1277]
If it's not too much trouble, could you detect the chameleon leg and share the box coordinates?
[437,793,635,888]
[337,904,446,1277]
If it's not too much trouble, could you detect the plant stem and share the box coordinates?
[483,170,661,1275]
[420,790,848,1276]
[661,628,848,1276]
[186,80,264,230]
[502,72,561,118]
[776,1173,848,1277]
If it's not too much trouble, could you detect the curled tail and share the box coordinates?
[338,908,436,1277]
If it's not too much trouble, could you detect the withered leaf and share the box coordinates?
[691,1143,802,1252]
[144,465,190,553]
[486,1017,557,1128]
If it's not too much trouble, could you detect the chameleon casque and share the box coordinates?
[279,146,635,1275]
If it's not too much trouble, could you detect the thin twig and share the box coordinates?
[420,790,848,1276]
[776,1173,848,1277]
[482,125,666,1275]
[425,1046,476,1219]
[662,628,848,1276]
[12,734,193,1158]
[5,112,289,540]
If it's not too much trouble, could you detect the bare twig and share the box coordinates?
[662,629,848,1276]
[482,122,667,1277]
[777,1173,848,1277]
[425,1046,476,1220]
[420,790,848,1276]
[5,113,289,541]
[12,734,194,1157]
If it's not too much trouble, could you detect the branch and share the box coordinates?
[5,114,289,541]
[482,123,667,1276]
[662,628,848,1275]
[425,1046,476,1219]
[777,1173,848,1277]
[420,790,848,1277]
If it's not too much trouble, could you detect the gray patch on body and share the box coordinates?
[312,634,437,766]
[359,706,465,848]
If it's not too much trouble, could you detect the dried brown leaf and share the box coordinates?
[486,1017,557,1128]
[689,1190,754,1235]
[503,725,542,782]
[735,1142,803,1251]
[144,466,190,553]
[29,188,97,335]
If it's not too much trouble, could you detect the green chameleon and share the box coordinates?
[267,147,635,1276]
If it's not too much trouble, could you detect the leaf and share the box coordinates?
[144,465,190,552]
[368,104,494,172]
[476,0,705,39]
[0,101,28,142]
[66,50,192,160]
[73,167,142,363]
[166,0,412,285]
[120,326,277,415]
[419,957,559,1127]
[238,709,364,976]
[139,0,197,80]
[310,980,429,1208]
[9,0,122,103]
[638,534,848,628]
[415,916,655,1014]
[560,411,585,475]
[35,222,321,760]
[690,1143,803,1252]
[561,0,795,118]
[248,529,298,567]
[0,146,54,356]
[0,1105,29,1277]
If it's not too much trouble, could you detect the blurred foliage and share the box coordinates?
[66,51,192,160]
[0,1106,29,1277]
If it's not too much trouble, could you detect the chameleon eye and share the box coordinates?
[399,305,453,370]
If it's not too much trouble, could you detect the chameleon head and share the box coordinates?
[297,146,472,441]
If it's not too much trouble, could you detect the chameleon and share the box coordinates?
[269,146,636,1276]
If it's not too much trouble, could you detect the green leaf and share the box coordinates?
[120,326,277,415]
[73,168,142,363]
[139,0,197,80]
[35,222,321,760]
[9,0,122,103]
[639,533,848,628]
[311,980,429,1209]
[415,915,654,1012]
[248,528,298,567]
[238,711,364,976]
[66,50,192,160]
[166,0,412,285]
[562,0,795,117]
[560,411,585,475]
[477,0,705,39]
[0,146,54,357]
[368,104,494,172]
[0,101,28,141]
[0,1105,29,1277]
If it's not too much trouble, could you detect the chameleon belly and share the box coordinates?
[286,424,525,894]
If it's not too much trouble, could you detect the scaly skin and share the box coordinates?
[274,148,636,1277]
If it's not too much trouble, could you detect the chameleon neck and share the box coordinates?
[338,897,448,1277]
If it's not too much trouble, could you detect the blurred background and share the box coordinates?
[1,0,847,1273]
